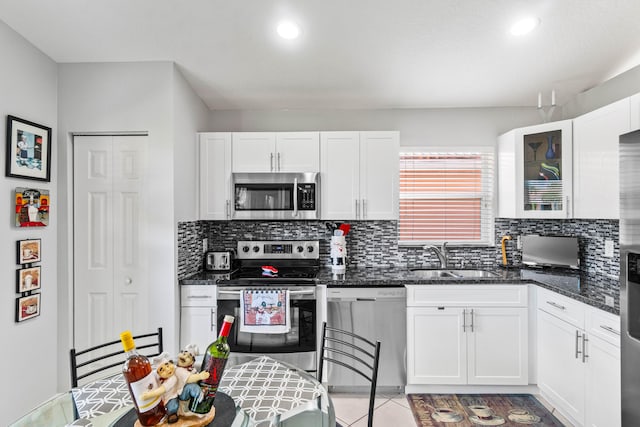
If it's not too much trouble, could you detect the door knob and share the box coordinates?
[125,277,132,285]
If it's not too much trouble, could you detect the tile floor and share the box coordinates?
[329,392,575,426]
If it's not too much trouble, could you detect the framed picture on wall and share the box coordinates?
[15,187,50,227]
[16,266,41,293]
[16,293,40,322]
[5,115,52,182]
[17,238,41,265]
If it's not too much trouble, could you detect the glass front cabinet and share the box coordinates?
[498,120,573,218]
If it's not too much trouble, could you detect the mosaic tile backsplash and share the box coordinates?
[495,218,619,278]
[177,218,619,281]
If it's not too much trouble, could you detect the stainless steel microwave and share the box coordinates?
[232,172,319,220]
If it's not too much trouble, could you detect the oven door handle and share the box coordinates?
[292,178,299,218]
[218,289,315,296]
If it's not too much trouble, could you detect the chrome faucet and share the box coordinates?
[424,242,448,268]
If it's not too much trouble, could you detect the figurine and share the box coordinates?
[141,353,209,424]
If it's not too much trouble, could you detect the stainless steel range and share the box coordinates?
[215,240,323,372]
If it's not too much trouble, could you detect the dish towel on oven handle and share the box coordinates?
[240,289,291,334]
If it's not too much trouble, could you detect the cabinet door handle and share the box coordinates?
[362,199,367,219]
[277,152,281,171]
[462,309,466,333]
[600,325,620,335]
[226,200,231,219]
[582,335,589,363]
[210,309,215,332]
[566,196,570,219]
[575,330,582,359]
[546,301,566,310]
[270,152,274,171]
[470,309,475,332]
[355,200,360,219]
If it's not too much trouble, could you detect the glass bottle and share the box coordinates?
[120,331,166,426]
[190,315,235,414]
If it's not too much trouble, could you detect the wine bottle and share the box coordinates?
[120,331,166,426]
[190,315,235,414]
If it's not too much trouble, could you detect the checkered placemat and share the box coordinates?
[218,356,324,424]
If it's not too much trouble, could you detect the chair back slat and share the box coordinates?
[69,327,163,388]
[317,322,381,427]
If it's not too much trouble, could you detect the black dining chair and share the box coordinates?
[318,322,381,427]
[69,328,163,388]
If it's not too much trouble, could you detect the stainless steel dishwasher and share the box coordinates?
[326,286,406,392]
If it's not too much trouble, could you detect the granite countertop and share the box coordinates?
[317,266,620,315]
[181,266,620,315]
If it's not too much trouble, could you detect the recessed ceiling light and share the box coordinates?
[277,21,300,40]
[510,17,540,36]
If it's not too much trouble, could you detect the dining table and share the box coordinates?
[11,355,335,427]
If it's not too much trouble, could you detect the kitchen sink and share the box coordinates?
[409,268,499,279]
[447,269,499,278]
[409,269,457,278]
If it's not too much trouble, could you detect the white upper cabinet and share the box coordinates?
[276,132,320,172]
[232,132,319,172]
[320,132,361,219]
[360,131,400,220]
[321,131,399,220]
[498,120,573,218]
[573,98,631,219]
[199,132,232,220]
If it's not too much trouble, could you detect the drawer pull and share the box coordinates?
[582,335,589,363]
[187,295,212,299]
[546,301,566,310]
[470,309,475,333]
[462,309,466,332]
[575,330,582,359]
[600,325,620,335]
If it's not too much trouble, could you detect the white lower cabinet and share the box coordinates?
[585,332,621,427]
[537,287,620,427]
[408,306,467,384]
[467,307,528,385]
[180,286,217,352]
[407,285,528,386]
[181,306,216,352]
[537,309,586,422]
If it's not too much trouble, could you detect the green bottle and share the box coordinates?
[190,315,234,414]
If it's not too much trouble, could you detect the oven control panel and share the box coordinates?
[237,240,320,260]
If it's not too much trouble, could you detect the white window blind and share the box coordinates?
[399,150,494,245]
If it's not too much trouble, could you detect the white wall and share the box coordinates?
[56,61,180,391]
[172,65,210,222]
[171,65,210,350]
[207,107,541,147]
[0,20,58,425]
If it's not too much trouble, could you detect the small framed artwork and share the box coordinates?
[15,187,50,227]
[16,266,41,293]
[5,115,52,182]
[17,238,41,264]
[16,293,41,322]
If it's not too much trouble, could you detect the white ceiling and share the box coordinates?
[1,0,640,111]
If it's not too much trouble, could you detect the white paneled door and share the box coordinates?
[73,135,149,351]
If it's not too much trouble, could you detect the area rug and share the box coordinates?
[407,394,565,426]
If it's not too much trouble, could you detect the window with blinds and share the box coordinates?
[399,150,494,245]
